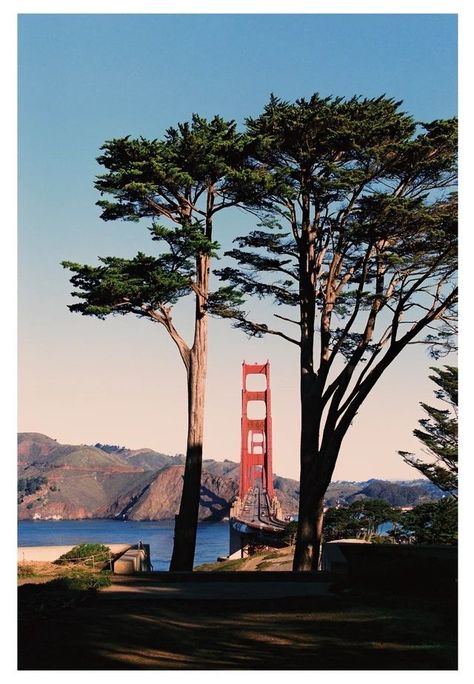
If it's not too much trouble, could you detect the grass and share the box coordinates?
[194,557,249,572]
[17,564,37,579]
[48,571,112,591]
[18,560,112,589]
[195,547,292,572]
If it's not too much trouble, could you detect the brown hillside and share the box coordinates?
[126,465,239,521]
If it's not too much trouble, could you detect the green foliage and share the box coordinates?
[49,571,112,591]
[18,476,47,504]
[62,252,192,318]
[324,499,400,542]
[62,114,261,327]
[399,366,458,495]
[217,94,457,359]
[55,543,112,566]
[390,497,457,545]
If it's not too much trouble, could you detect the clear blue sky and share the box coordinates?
[18,13,457,480]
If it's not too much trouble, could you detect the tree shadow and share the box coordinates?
[199,485,230,520]
[18,589,457,670]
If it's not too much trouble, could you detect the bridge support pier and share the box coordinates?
[229,525,249,558]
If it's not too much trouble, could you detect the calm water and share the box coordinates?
[18,519,230,570]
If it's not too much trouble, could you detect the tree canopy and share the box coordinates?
[389,498,457,545]
[323,499,400,542]
[399,365,458,496]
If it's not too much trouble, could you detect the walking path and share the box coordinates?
[99,573,334,600]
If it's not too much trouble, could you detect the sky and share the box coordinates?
[17,10,458,482]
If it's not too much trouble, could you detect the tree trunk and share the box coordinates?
[169,253,209,571]
[293,473,325,571]
[293,397,342,571]
[169,348,207,570]
[293,450,341,570]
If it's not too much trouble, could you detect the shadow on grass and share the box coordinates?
[18,586,457,670]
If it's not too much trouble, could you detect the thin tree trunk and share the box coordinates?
[169,253,209,571]
[169,348,207,570]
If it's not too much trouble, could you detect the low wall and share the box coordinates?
[322,542,457,597]
[113,546,151,574]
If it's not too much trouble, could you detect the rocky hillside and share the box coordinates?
[17,433,292,521]
[17,433,442,522]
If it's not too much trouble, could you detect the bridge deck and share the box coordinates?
[233,487,287,534]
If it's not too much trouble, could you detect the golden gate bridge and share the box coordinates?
[229,362,288,556]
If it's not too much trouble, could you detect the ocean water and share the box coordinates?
[17,519,230,570]
[18,518,394,571]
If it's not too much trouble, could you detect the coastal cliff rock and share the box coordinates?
[125,465,239,521]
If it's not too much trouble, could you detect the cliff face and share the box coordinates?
[124,466,239,521]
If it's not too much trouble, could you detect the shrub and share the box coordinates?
[51,571,112,590]
[55,543,112,567]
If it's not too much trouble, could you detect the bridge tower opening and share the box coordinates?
[240,361,274,498]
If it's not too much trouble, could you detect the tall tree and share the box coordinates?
[398,365,458,495]
[216,94,457,570]
[62,115,254,571]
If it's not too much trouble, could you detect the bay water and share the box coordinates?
[18,519,230,570]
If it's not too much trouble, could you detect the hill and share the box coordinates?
[17,433,442,521]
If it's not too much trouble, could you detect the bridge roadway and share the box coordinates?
[232,486,287,535]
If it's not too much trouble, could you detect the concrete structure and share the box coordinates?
[320,539,370,574]
[112,544,151,574]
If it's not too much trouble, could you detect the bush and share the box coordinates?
[50,571,112,591]
[55,543,112,567]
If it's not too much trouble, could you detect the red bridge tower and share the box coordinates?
[240,361,275,499]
